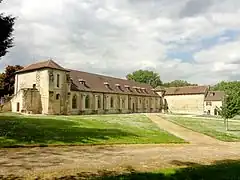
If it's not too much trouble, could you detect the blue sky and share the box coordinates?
[1,0,240,84]
[167,29,240,62]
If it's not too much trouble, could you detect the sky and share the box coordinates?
[1,0,240,85]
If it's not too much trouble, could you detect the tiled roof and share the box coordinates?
[69,69,159,97]
[165,86,209,95]
[204,91,225,101]
[17,60,68,73]
[154,86,166,91]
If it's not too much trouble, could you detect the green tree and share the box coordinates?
[220,91,240,131]
[212,81,240,93]
[3,65,23,95]
[126,70,162,88]
[163,80,198,87]
[0,0,15,58]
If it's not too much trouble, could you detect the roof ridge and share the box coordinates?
[167,85,207,89]
[69,69,150,87]
[46,59,52,67]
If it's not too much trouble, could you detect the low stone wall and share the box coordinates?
[0,101,12,112]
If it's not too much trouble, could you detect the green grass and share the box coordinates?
[94,160,240,180]
[21,159,239,180]
[162,115,240,141]
[0,113,184,147]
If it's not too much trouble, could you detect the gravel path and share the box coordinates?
[0,114,240,179]
[146,114,223,144]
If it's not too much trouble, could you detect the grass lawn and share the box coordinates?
[162,115,240,141]
[94,160,240,180]
[15,159,239,179]
[0,113,184,147]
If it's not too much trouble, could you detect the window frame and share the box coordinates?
[97,96,101,109]
[110,97,114,108]
[56,94,60,100]
[72,95,77,109]
[206,101,212,106]
[85,95,90,109]
[57,74,60,88]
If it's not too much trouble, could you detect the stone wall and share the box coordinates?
[11,88,42,114]
[22,89,42,114]
[164,94,205,115]
[69,91,162,115]
[15,69,50,114]
[1,101,12,112]
[204,100,222,115]
[48,69,71,115]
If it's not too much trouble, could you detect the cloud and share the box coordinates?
[179,0,214,18]
[0,0,240,84]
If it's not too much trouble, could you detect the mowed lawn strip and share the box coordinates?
[163,115,240,142]
[0,113,184,147]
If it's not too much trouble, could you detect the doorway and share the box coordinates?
[132,103,135,113]
[17,102,20,112]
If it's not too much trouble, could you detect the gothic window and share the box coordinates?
[72,95,77,109]
[110,97,114,108]
[57,74,60,87]
[85,95,90,109]
[122,98,125,108]
[56,94,60,100]
[97,96,101,109]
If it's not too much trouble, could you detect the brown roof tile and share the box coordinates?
[17,60,68,73]
[204,91,225,101]
[69,69,158,97]
[165,85,209,95]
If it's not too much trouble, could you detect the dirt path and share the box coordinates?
[0,143,240,179]
[0,114,240,179]
[146,114,223,145]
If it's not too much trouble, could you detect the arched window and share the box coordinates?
[56,94,60,100]
[85,95,90,109]
[110,97,114,108]
[72,95,77,109]
[97,96,101,108]
[122,98,125,109]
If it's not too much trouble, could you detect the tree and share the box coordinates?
[163,80,198,87]
[126,70,162,88]
[0,0,15,58]
[220,92,240,131]
[212,81,240,93]
[2,65,23,95]
[212,81,240,130]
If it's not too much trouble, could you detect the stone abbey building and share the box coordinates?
[10,59,224,116]
[11,60,163,115]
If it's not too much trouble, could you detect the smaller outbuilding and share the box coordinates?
[156,85,225,116]
[204,91,225,116]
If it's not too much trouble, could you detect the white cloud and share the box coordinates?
[0,0,240,84]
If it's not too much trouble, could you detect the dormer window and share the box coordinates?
[210,92,215,96]
[104,82,112,90]
[115,84,123,91]
[124,85,132,92]
[141,88,145,93]
[79,79,86,85]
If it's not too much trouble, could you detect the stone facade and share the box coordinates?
[204,100,222,116]
[204,91,224,116]
[160,86,225,116]
[164,94,205,115]
[11,60,162,115]
[11,60,224,116]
